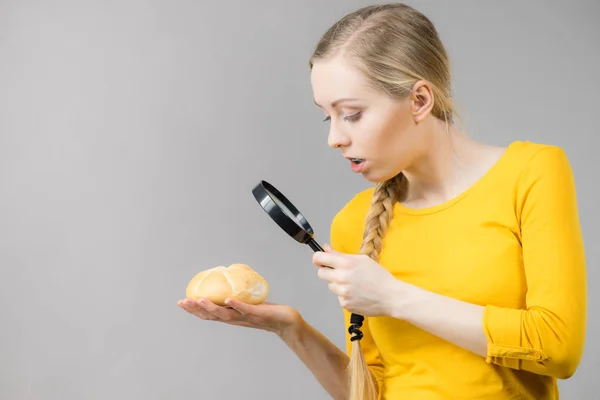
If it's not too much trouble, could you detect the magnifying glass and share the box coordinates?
[251,180,365,341]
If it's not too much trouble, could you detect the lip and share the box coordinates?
[343,156,366,173]
[349,159,366,173]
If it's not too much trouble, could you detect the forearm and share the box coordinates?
[389,282,488,358]
[278,318,350,400]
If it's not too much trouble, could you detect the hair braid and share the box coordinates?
[359,173,405,261]
[343,173,406,400]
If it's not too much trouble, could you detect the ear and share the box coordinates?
[409,80,434,122]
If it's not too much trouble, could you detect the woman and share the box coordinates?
[178,3,587,399]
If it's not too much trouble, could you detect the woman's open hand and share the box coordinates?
[177,297,303,338]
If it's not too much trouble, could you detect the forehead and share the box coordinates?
[310,56,373,104]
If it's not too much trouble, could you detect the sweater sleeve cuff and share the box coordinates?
[482,305,548,369]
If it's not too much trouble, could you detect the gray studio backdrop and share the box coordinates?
[1,1,598,399]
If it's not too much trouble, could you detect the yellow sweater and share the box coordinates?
[330,141,587,399]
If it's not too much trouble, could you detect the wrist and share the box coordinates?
[277,316,307,344]
[385,279,423,320]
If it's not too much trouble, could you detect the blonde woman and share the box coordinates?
[178,3,587,399]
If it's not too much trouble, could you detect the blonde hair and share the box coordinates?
[309,3,458,399]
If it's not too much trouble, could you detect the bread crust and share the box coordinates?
[185,263,269,306]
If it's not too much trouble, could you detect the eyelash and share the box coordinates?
[323,112,362,123]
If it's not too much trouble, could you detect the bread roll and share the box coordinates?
[185,263,269,306]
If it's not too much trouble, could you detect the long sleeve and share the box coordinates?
[482,145,587,379]
[330,209,385,395]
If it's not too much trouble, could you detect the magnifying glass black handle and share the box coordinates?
[307,238,324,253]
[307,238,332,269]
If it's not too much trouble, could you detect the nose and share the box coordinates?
[327,123,351,149]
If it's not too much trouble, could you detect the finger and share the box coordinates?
[338,296,350,310]
[199,299,240,322]
[192,307,218,320]
[179,299,216,320]
[312,251,345,269]
[323,243,341,254]
[224,298,252,315]
[179,298,203,312]
[327,282,348,296]
[317,265,336,281]
[327,282,339,295]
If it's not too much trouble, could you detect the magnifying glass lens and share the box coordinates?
[266,189,301,225]
[252,181,322,251]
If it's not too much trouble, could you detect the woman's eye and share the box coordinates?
[344,112,362,122]
[322,112,361,123]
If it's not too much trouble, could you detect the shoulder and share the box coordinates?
[329,187,375,253]
[508,140,572,174]
[507,141,578,217]
[508,140,575,188]
[493,141,574,192]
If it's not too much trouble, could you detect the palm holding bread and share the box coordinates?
[178,263,301,336]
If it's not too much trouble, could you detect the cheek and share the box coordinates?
[364,113,416,179]
[368,116,408,157]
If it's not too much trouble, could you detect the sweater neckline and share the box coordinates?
[393,141,520,216]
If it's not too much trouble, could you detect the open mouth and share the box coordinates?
[348,158,366,172]
[349,158,365,164]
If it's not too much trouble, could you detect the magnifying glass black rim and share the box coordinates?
[252,180,315,244]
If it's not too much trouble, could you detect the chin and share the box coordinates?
[361,169,395,184]
[361,163,405,184]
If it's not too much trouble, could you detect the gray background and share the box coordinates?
[1,0,598,399]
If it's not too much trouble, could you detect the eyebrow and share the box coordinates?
[313,98,360,108]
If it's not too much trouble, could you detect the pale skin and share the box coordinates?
[178,54,507,399]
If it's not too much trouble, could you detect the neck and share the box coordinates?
[401,118,489,207]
